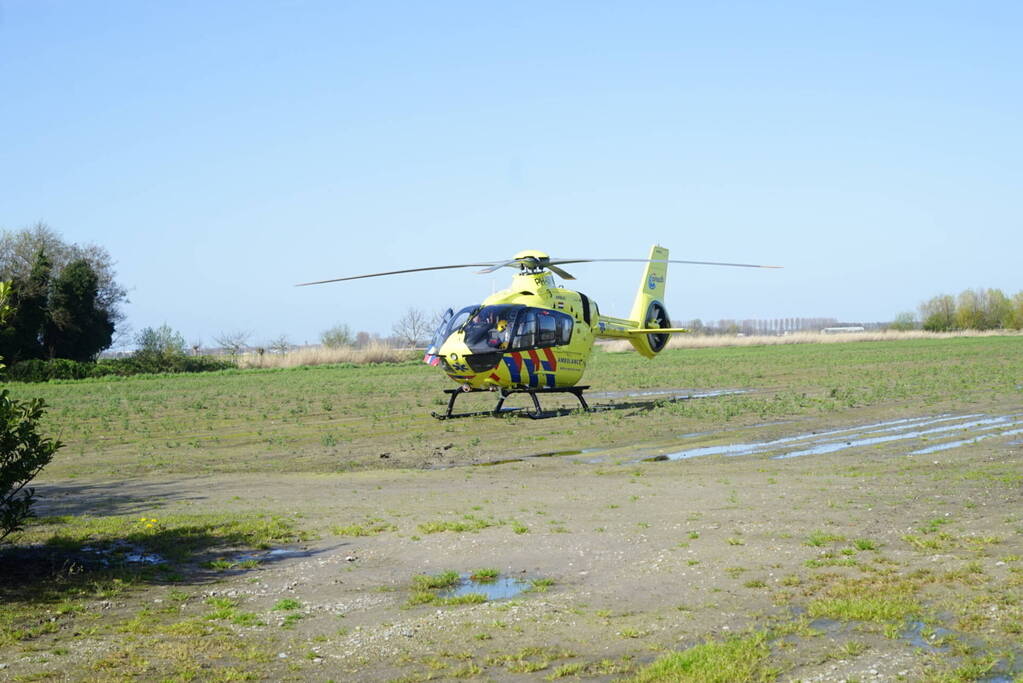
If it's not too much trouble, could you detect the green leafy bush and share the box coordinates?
[1,390,63,542]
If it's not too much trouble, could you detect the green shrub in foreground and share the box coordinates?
[1,390,63,543]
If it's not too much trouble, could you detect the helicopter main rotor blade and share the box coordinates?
[475,259,519,274]
[295,262,499,286]
[298,254,782,286]
[546,258,783,269]
[476,259,577,279]
[546,264,576,280]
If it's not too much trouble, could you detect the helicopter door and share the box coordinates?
[537,312,558,346]
[510,308,573,351]
[426,308,454,356]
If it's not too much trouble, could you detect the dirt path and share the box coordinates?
[18,406,1023,681]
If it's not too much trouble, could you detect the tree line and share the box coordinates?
[918,288,1023,332]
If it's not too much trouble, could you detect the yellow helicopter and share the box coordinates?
[298,245,779,418]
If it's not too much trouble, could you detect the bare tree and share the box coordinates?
[268,334,292,355]
[320,324,352,349]
[392,307,431,348]
[214,330,252,356]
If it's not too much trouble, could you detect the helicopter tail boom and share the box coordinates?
[591,245,682,358]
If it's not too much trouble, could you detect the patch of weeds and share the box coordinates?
[528,578,556,593]
[470,568,499,582]
[903,532,956,551]
[204,558,261,572]
[488,647,573,674]
[547,662,584,679]
[406,571,487,608]
[805,554,858,569]
[281,613,303,629]
[511,521,530,534]
[852,538,878,551]
[272,598,302,611]
[332,520,397,536]
[807,578,920,623]
[726,537,745,546]
[631,631,772,683]
[806,530,846,547]
[836,641,868,658]
[743,579,767,589]
[231,612,263,627]
[412,570,460,590]
[919,516,951,533]
[204,596,240,621]
[588,657,633,676]
[406,591,437,606]
[417,514,495,534]
[439,593,487,606]
[449,663,483,678]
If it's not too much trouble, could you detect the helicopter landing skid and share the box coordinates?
[432,386,591,420]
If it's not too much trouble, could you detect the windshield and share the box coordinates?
[426,305,479,355]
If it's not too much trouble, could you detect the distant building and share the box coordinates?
[821,326,866,334]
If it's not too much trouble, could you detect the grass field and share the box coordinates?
[9,335,1023,478]
[2,336,1023,681]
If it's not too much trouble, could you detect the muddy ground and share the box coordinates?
[11,398,1023,681]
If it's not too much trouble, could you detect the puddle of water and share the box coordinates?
[80,544,167,566]
[663,415,960,461]
[804,611,1020,680]
[808,616,843,633]
[477,457,527,467]
[123,551,166,565]
[909,426,1023,455]
[659,413,1023,462]
[236,547,316,562]
[589,388,750,401]
[476,447,600,467]
[532,449,585,458]
[774,415,1022,460]
[901,620,954,653]
[437,574,530,600]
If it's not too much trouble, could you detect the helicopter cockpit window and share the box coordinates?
[462,305,573,354]
[463,305,522,353]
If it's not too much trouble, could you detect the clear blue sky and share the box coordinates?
[2,1,1021,346]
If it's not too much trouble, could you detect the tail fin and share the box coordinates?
[628,245,672,358]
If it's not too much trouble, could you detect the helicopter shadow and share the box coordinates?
[492,389,749,419]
